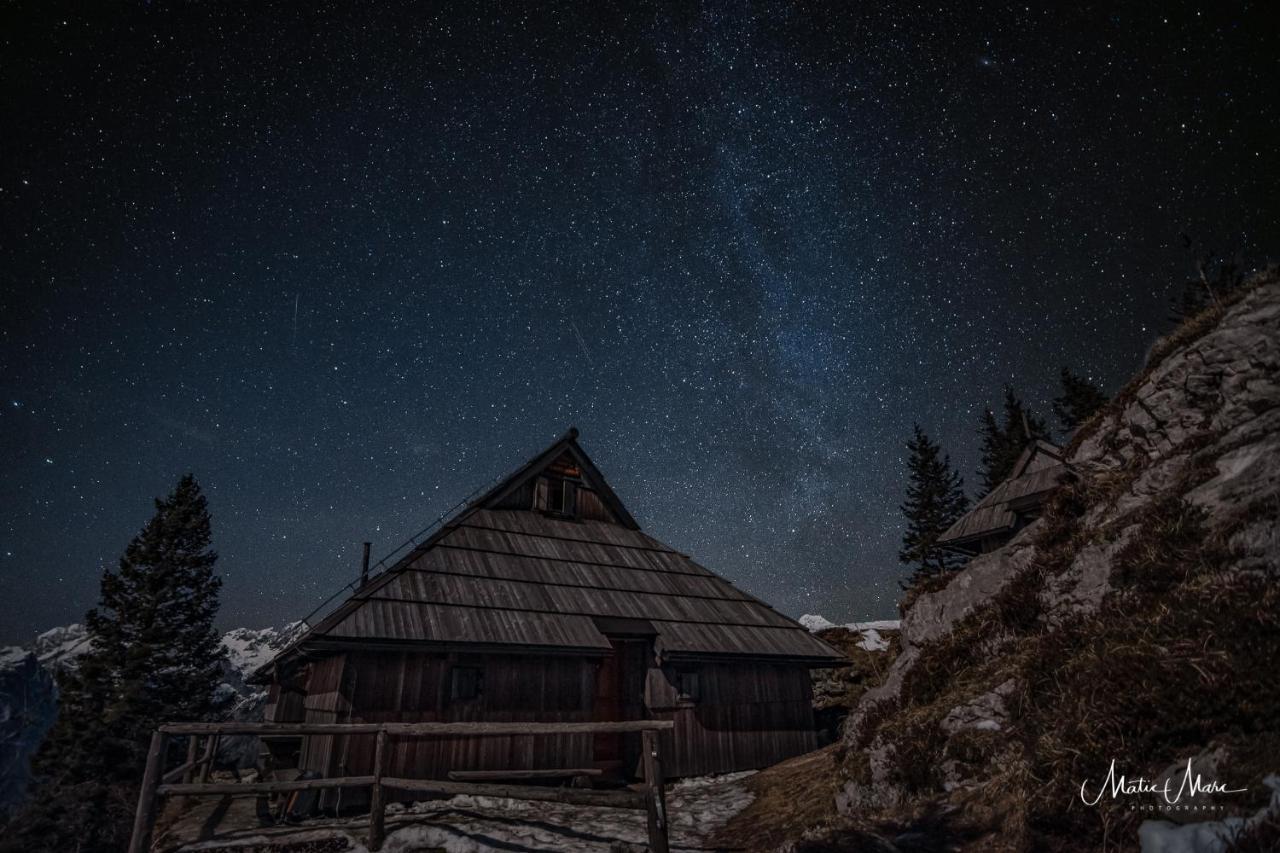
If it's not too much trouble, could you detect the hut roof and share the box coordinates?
[937,439,1068,550]
[262,429,842,678]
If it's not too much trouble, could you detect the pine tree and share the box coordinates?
[976,387,1049,495]
[1052,367,1108,434]
[898,425,970,588]
[5,474,225,853]
[1168,249,1246,325]
[976,408,1006,496]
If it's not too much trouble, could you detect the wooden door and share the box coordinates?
[593,645,623,767]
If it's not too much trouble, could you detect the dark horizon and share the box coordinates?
[3,2,1277,644]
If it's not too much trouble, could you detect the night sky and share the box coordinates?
[2,3,1276,644]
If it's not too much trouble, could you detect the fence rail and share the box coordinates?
[128,719,674,853]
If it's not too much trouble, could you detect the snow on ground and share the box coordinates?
[180,771,756,853]
[1138,774,1280,853]
[799,614,901,651]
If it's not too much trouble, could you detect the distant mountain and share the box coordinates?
[0,621,305,817]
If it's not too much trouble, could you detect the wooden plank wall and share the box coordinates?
[289,651,819,784]
[298,655,350,778]
[299,651,596,783]
[645,662,818,777]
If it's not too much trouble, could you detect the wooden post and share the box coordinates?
[641,729,669,853]
[197,734,218,784]
[182,736,198,784]
[368,728,388,851]
[128,731,168,853]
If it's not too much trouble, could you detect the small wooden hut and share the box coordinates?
[255,429,842,785]
[937,439,1068,555]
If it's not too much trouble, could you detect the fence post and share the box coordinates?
[369,728,388,851]
[641,728,669,853]
[182,736,198,784]
[128,730,168,853]
[198,734,218,784]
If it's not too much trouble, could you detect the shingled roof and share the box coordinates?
[937,439,1068,552]
[263,429,842,676]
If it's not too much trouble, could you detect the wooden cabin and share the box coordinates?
[254,429,843,788]
[937,439,1069,555]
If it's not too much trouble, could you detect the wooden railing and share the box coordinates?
[128,719,674,853]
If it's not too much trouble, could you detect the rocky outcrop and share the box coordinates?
[834,272,1280,851]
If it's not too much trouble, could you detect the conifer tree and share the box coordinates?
[1168,248,1245,325]
[4,474,225,853]
[899,425,969,587]
[1052,367,1108,434]
[976,387,1049,495]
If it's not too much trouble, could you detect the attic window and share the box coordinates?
[545,477,578,517]
[450,666,483,702]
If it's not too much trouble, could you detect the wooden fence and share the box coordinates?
[128,719,674,853]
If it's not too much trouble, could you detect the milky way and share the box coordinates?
[1,3,1276,642]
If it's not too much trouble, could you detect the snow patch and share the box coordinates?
[30,623,90,668]
[179,771,756,853]
[1138,774,1280,853]
[219,622,305,676]
[0,646,28,668]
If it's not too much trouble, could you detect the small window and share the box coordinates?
[450,666,483,702]
[546,477,578,516]
[676,669,700,703]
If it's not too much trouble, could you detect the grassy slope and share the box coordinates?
[716,270,1278,852]
[840,271,1280,852]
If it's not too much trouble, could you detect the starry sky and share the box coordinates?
[1,2,1276,643]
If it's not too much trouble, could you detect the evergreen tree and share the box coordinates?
[976,387,1049,495]
[898,425,970,587]
[4,474,225,853]
[1052,367,1108,434]
[1168,247,1246,325]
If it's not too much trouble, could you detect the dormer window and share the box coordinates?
[546,476,578,516]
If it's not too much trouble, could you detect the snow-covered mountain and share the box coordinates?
[799,613,900,652]
[0,621,305,816]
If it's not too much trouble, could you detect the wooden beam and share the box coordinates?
[196,734,218,784]
[382,777,644,809]
[448,768,602,781]
[162,758,200,785]
[158,776,375,796]
[182,735,198,784]
[641,729,670,853]
[127,731,167,853]
[159,720,674,737]
[161,722,384,735]
[368,729,387,852]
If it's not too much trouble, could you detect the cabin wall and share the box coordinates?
[646,661,818,777]
[293,650,597,782]
[282,651,820,784]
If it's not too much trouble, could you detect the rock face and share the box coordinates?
[835,273,1280,850]
[0,621,305,816]
[804,618,902,743]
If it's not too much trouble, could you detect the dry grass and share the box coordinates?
[708,746,843,852]
[833,334,1280,851]
[812,627,902,713]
